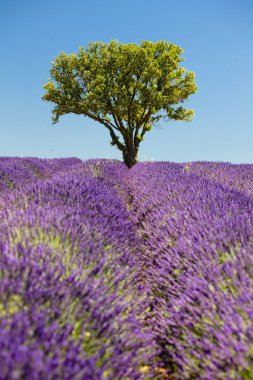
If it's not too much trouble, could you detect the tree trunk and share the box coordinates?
[123,144,139,168]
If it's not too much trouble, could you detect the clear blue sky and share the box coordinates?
[1,0,253,163]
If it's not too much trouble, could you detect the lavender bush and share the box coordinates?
[0,159,157,379]
[1,158,253,379]
[123,162,253,379]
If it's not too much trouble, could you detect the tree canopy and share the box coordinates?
[42,40,197,167]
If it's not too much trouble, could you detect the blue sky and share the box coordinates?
[0,0,253,163]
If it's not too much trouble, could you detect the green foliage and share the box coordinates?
[42,40,197,167]
[0,295,27,316]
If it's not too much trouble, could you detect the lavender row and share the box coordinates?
[0,157,83,191]
[184,161,253,197]
[122,162,253,379]
[0,163,157,380]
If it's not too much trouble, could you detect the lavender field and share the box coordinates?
[1,157,253,380]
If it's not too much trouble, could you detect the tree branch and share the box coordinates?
[127,87,137,131]
[58,104,125,151]
[107,101,122,131]
[111,95,126,132]
[85,111,125,151]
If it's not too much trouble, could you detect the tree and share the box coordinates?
[42,40,197,168]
